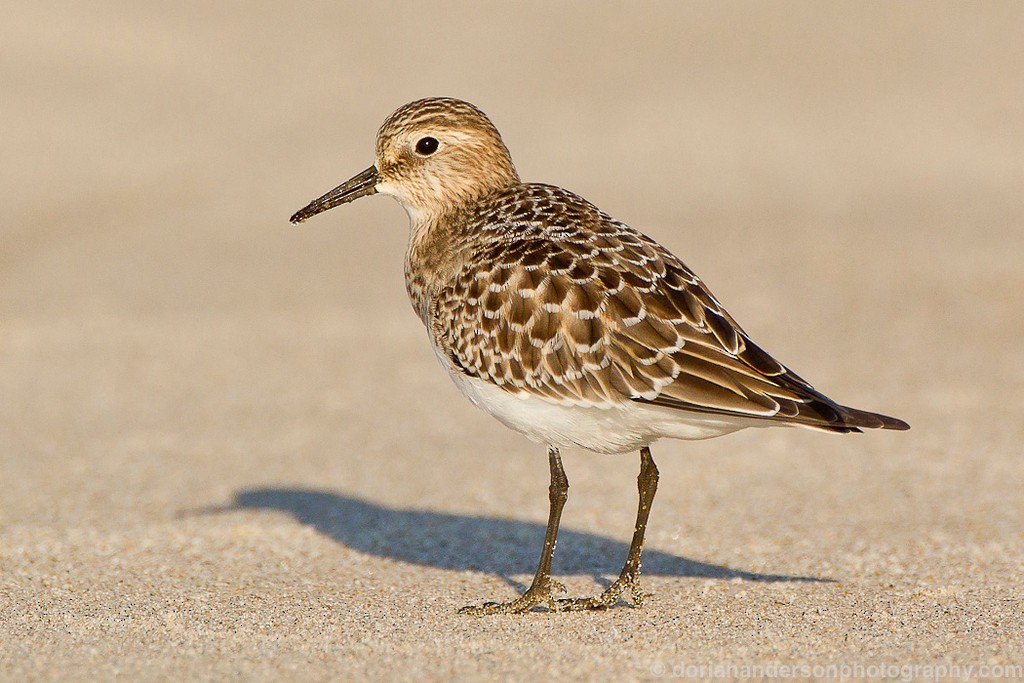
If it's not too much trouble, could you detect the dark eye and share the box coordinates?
[415,136,439,156]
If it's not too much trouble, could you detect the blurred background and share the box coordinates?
[2,1,1022,677]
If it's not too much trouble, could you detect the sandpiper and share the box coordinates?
[290,97,908,615]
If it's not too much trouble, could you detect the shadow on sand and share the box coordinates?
[203,487,830,587]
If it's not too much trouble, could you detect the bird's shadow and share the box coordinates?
[199,488,830,590]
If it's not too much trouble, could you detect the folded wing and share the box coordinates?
[433,188,908,433]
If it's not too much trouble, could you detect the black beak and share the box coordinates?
[289,166,379,224]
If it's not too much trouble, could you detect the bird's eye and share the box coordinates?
[415,136,439,156]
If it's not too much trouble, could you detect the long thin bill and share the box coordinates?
[289,166,379,224]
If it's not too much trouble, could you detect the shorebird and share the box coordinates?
[290,97,908,615]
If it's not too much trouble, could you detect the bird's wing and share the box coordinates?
[432,190,904,432]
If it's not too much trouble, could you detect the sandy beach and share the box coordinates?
[2,2,1022,679]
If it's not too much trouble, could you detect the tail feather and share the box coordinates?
[792,395,909,433]
[639,391,909,433]
[827,404,910,432]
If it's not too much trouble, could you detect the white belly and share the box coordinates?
[446,369,763,455]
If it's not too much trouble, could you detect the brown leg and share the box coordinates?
[460,446,569,615]
[557,446,659,610]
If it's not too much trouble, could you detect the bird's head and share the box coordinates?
[290,97,519,225]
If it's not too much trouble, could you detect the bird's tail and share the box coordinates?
[807,402,910,434]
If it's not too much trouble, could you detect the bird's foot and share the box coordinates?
[459,577,568,615]
[554,569,651,611]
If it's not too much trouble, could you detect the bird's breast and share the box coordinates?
[403,219,469,327]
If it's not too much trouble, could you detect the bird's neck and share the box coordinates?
[401,180,520,324]
[403,210,473,326]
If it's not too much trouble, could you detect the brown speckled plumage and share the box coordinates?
[424,182,905,432]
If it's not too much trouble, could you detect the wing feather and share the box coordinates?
[432,184,908,432]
